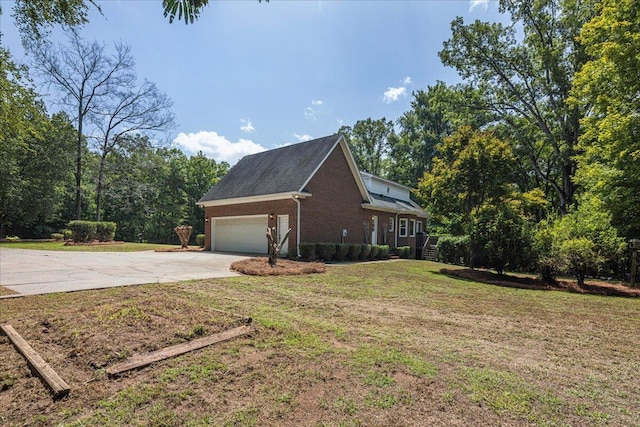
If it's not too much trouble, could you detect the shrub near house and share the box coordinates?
[68,221,117,243]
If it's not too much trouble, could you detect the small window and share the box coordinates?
[410,219,416,237]
[399,218,408,237]
[416,220,423,234]
[389,217,395,232]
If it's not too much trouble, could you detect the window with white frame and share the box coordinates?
[410,219,416,237]
[416,220,423,234]
[389,217,395,232]
[399,218,408,237]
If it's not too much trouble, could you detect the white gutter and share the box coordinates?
[292,194,301,257]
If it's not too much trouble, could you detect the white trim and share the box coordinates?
[389,217,394,232]
[410,219,416,237]
[198,192,310,207]
[360,170,413,192]
[416,220,423,234]
[361,203,429,218]
[293,195,301,257]
[371,215,378,245]
[399,218,408,238]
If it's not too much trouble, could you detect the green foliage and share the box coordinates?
[196,234,205,247]
[299,243,316,260]
[369,245,379,260]
[535,196,626,286]
[395,246,412,258]
[437,236,470,265]
[334,243,349,261]
[68,220,97,242]
[339,117,394,177]
[346,244,362,261]
[571,0,640,239]
[439,0,596,212]
[415,126,517,234]
[11,0,97,43]
[62,229,73,240]
[376,245,389,259]
[469,200,532,274]
[95,222,117,242]
[51,233,64,241]
[316,243,336,261]
[359,244,371,260]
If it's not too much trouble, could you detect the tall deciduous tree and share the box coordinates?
[339,117,394,177]
[30,33,135,220]
[439,0,596,214]
[415,126,517,234]
[571,0,640,238]
[92,76,175,221]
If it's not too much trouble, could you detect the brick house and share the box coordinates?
[197,134,427,256]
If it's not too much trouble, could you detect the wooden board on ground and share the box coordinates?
[106,324,253,377]
[1,324,70,399]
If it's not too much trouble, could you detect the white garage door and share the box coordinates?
[212,215,268,254]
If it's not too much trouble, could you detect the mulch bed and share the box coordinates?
[64,240,125,246]
[231,257,326,276]
[442,268,640,298]
[154,246,205,252]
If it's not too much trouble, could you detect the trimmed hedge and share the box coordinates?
[62,229,73,240]
[376,245,389,259]
[396,246,411,258]
[68,221,96,243]
[96,222,117,242]
[68,220,117,243]
[369,245,380,260]
[300,243,316,260]
[347,244,362,261]
[196,234,205,247]
[334,243,349,261]
[316,243,337,261]
[51,233,64,241]
[360,244,372,260]
[437,235,470,265]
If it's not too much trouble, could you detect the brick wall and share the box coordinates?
[301,146,372,244]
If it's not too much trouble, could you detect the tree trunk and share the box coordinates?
[75,105,83,220]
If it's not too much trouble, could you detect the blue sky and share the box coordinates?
[1,0,503,164]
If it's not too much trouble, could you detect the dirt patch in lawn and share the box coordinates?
[231,257,326,276]
[0,286,18,297]
[442,268,640,297]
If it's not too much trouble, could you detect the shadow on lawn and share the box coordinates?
[439,268,640,298]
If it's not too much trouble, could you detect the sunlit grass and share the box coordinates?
[0,240,176,252]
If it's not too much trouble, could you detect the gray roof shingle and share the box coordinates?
[198,134,342,202]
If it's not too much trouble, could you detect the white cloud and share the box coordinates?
[403,76,413,85]
[173,131,266,165]
[294,133,313,142]
[305,99,324,120]
[240,118,255,133]
[470,0,489,11]
[383,86,407,103]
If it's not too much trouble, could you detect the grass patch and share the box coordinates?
[0,240,175,252]
[1,260,638,426]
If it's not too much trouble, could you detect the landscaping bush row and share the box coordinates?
[395,246,412,258]
[437,236,470,265]
[67,220,117,243]
[299,243,390,262]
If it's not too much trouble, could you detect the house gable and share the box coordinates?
[198,134,369,207]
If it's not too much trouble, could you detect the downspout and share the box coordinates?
[292,195,301,257]
[395,213,399,248]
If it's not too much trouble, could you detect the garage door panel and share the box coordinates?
[213,216,268,254]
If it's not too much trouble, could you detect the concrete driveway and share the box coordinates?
[0,248,247,297]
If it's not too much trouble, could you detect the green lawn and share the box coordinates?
[0,240,177,252]
[0,260,638,426]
